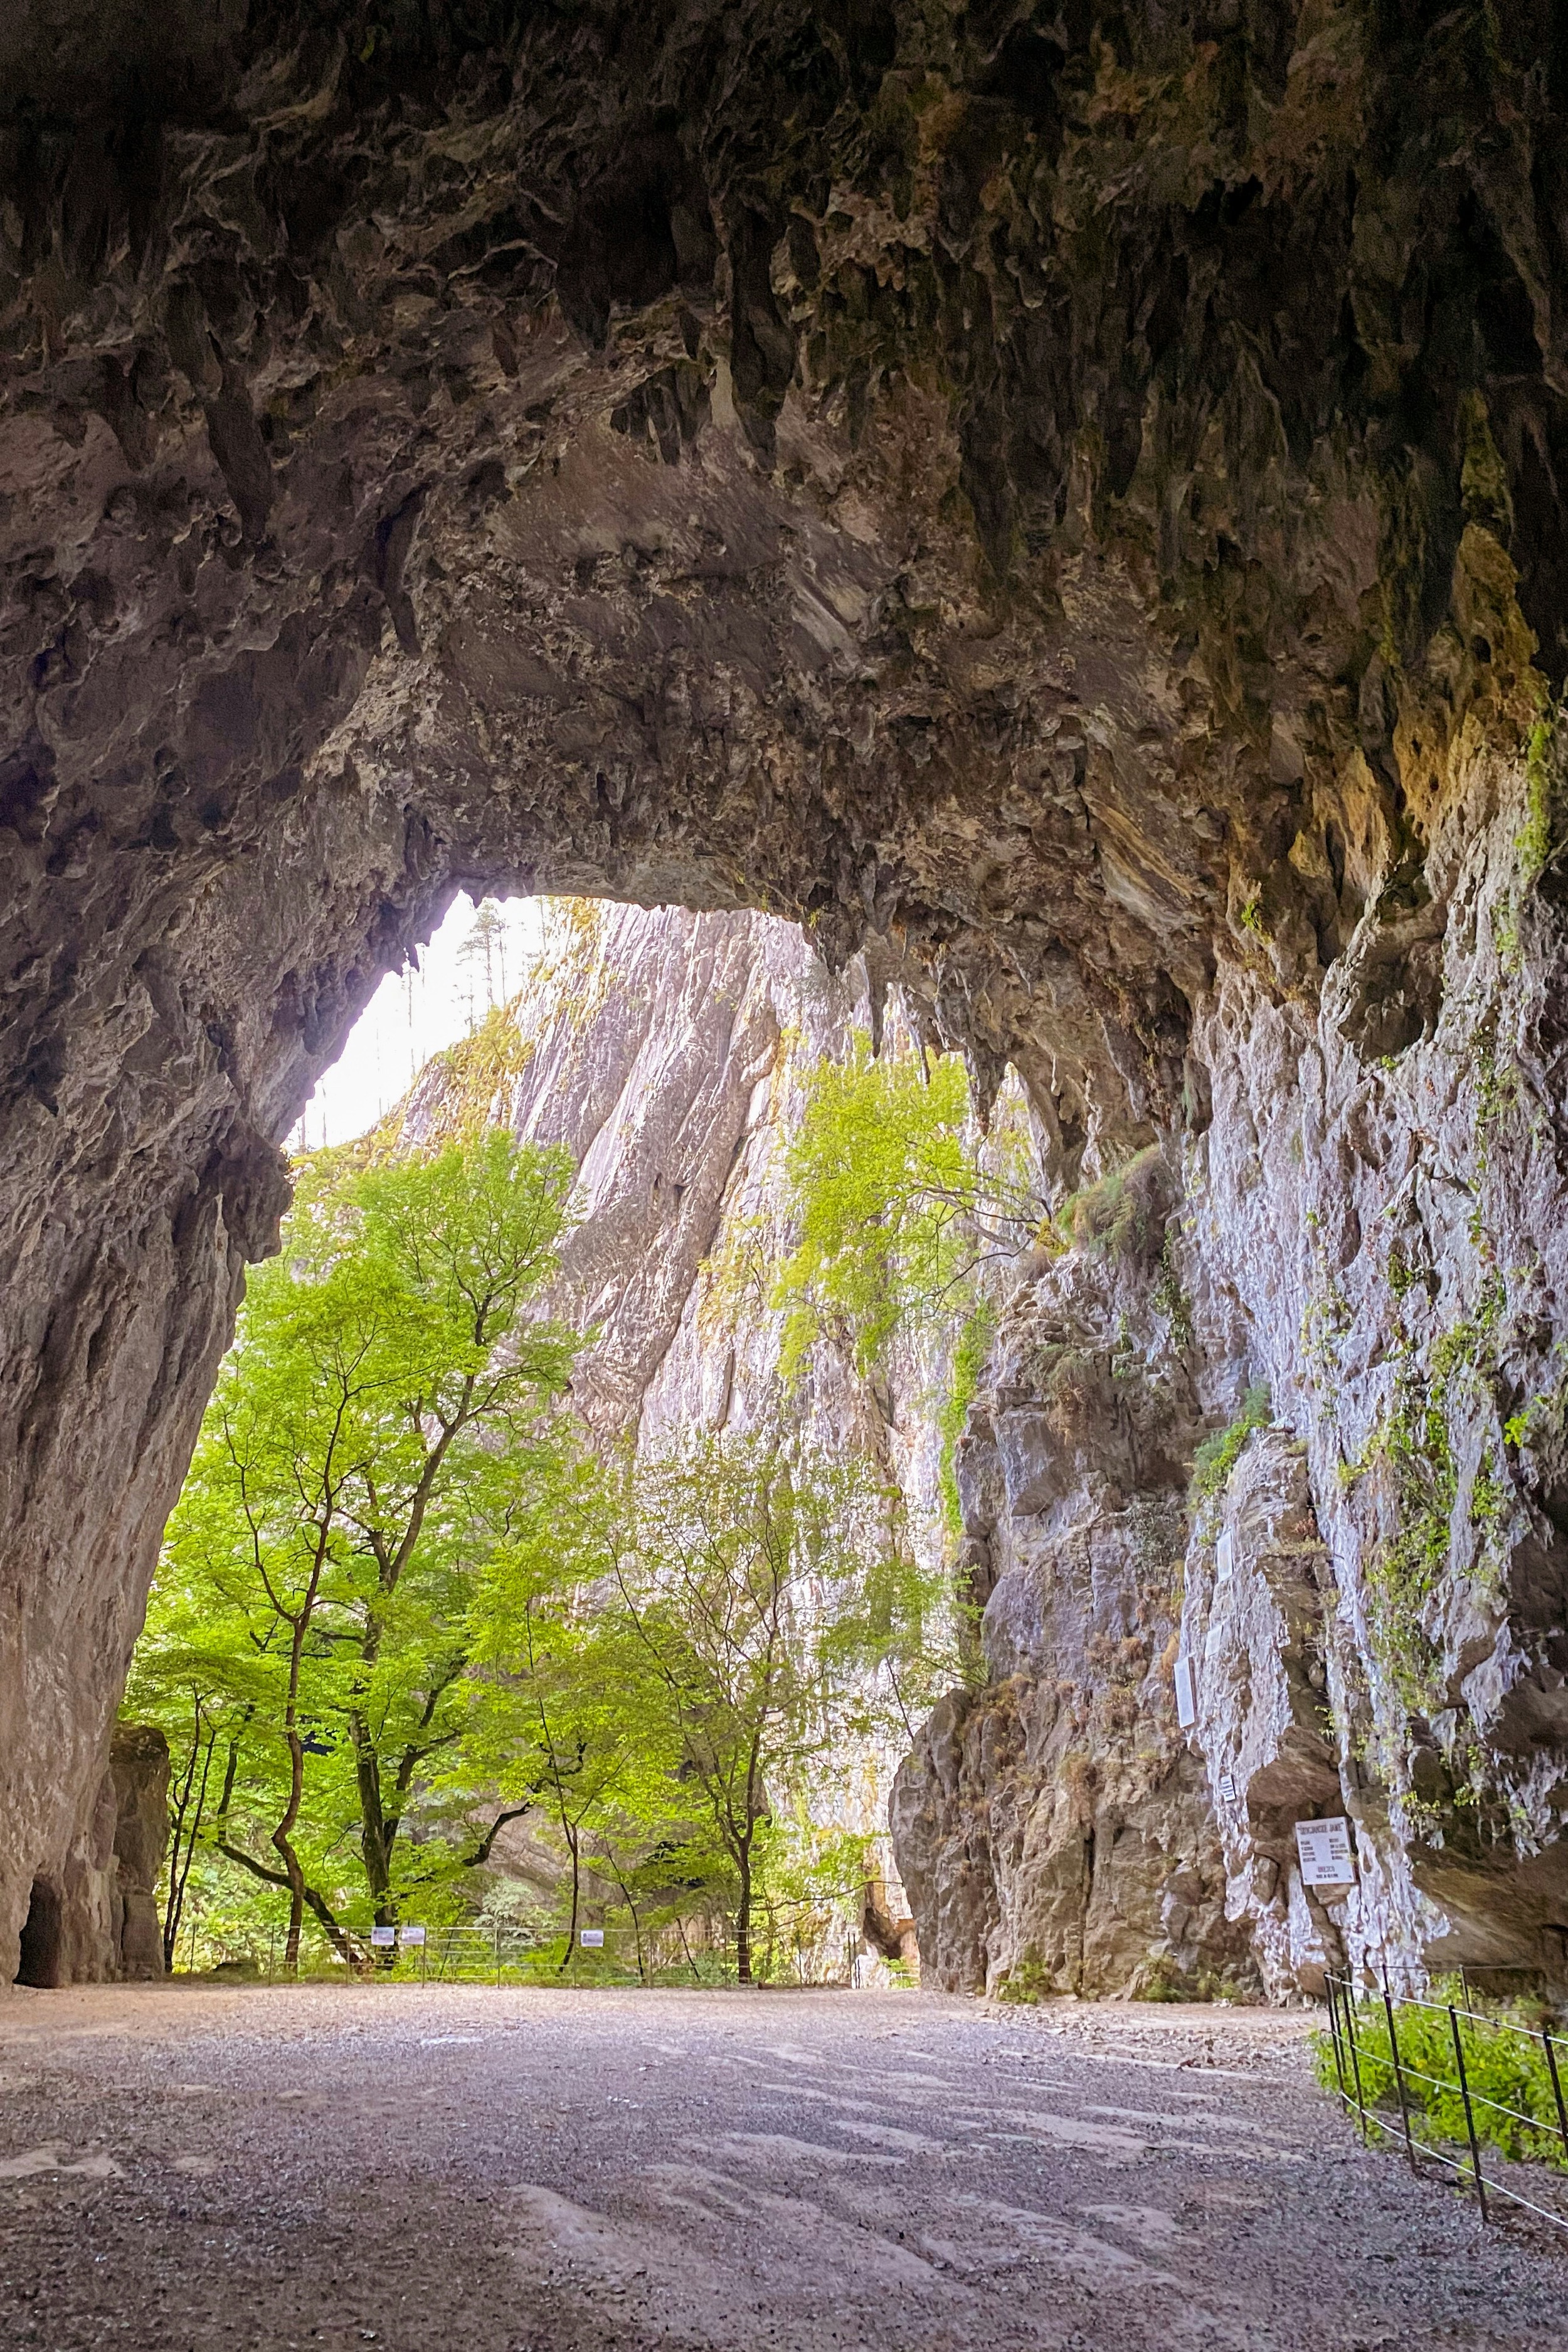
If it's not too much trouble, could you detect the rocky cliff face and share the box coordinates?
[897,738,1568,1998]
[403,899,941,1961]
[3,4,1568,1989]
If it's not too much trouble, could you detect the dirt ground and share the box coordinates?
[1,1983,1564,2351]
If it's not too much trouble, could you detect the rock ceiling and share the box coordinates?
[3,1,1566,1974]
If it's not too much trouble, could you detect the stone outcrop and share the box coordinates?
[3,5,1568,1991]
[13,1723,168,1985]
[109,1724,171,1980]
[898,727,1568,1996]
[891,1147,1258,1998]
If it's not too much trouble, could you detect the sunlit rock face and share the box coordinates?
[3,4,1568,1983]
[403,901,936,1968]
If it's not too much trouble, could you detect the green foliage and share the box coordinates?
[432,1002,534,1113]
[1315,1988,1568,2173]
[602,1431,953,1983]
[938,1298,995,1537]
[997,1946,1054,2004]
[135,1073,967,1988]
[129,1129,583,1966]
[1360,1277,1506,1714]
[778,1036,1020,1375]
[1151,1228,1195,1350]
[776,1033,1038,1554]
[1052,1145,1165,1263]
[1189,1384,1272,1503]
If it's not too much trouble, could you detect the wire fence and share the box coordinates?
[256,1922,630,1984]
[1324,1972,1568,2238]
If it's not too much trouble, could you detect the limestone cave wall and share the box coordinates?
[3,3,1568,1986]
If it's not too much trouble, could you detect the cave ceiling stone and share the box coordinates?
[3,1,1566,1974]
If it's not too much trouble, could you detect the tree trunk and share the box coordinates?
[351,1710,395,1956]
[736,1840,753,1986]
[284,1880,304,1974]
[558,1824,580,1973]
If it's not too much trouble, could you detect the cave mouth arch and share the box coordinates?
[15,1877,64,1988]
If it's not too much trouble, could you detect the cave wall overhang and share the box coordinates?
[3,1,1568,1978]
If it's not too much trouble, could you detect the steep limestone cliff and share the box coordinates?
[896,738,1568,1998]
[3,5,1568,1991]
[403,899,945,1964]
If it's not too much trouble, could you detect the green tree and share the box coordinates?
[608,1433,941,1984]
[466,1461,689,1968]
[776,1033,1039,1528]
[133,1130,581,1968]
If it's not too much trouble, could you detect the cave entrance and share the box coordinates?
[15,1876,63,1987]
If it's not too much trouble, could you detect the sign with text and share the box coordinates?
[400,1926,426,1947]
[579,1929,605,1948]
[1295,1815,1356,1887]
[369,1926,396,1947]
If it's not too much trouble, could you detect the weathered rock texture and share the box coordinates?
[13,1722,169,1985]
[3,4,1568,1988]
[891,1147,1259,1997]
[403,901,936,1963]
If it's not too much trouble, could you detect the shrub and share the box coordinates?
[1189,1383,1271,1503]
[997,1946,1055,2004]
[1314,1986,1568,2172]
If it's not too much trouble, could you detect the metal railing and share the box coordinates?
[262,1921,574,1984]
[1325,1972,1568,2237]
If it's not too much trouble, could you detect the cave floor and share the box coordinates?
[0,1985,1563,2350]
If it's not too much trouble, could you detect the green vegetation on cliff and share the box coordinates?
[776,1033,1037,1529]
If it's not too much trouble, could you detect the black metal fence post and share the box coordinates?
[1382,1971,1419,2175]
[1544,2028,1568,2164]
[1449,2004,1488,2223]
[1327,1976,1350,2107]
[1343,1976,1370,2141]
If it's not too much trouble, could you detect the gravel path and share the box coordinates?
[1,1983,1563,2349]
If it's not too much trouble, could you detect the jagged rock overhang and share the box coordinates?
[3,1,1568,1978]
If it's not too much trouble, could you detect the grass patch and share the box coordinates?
[1189,1383,1271,1504]
[1315,1985,1568,2173]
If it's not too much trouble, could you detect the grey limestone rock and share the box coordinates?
[3,4,1568,1991]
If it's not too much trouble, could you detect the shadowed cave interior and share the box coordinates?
[3,1,1568,2010]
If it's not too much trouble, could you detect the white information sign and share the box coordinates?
[579,1928,605,1948]
[400,1925,426,1947]
[1216,1770,1237,1804]
[1295,1816,1356,1887]
[370,1926,396,1947]
[1173,1653,1198,1729]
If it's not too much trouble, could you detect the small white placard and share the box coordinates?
[369,1926,396,1947]
[1174,1653,1198,1729]
[579,1928,605,1948]
[1295,1816,1356,1886]
[1215,1530,1234,1582]
[1217,1770,1237,1803]
[400,1925,426,1946]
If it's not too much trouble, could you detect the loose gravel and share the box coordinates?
[1,1983,1564,2349]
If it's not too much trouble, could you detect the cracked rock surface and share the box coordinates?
[4,3,1568,1987]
